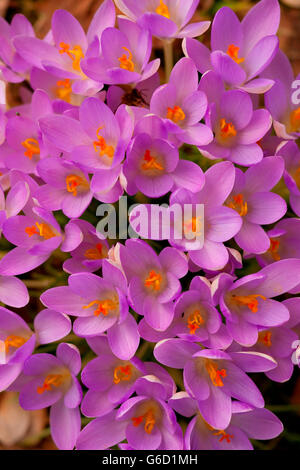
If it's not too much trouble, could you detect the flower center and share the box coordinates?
[113,364,132,384]
[290,108,300,133]
[93,127,115,159]
[132,409,156,434]
[82,298,118,316]
[66,174,88,196]
[167,105,185,123]
[0,334,27,354]
[258,330,272,347]
[213,429,234,443]
[118,47,135,72]
[59,42,84,72]
[155,0,170,18]
[227,44,244,64]
[220,118,237,140]
[84,243,105,260]
[37,373,65,394]
[227,193,248,216]
[56,79,72,102]
[142,150,164,172]
[205,360,227,387]
[231,294,267,313]
[268,238,280,261]
[144,270,162,291]
[25,222,56,239]
[187,310,204,334]
[183,216,202,237]
[21,138,40,160]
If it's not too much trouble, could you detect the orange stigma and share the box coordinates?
[82,298,118,316]
[25,222,56,240]
[184,216,202,237]
[84,243,105,260]
[66,174,88,196]
[290,108,300,132]
[220,118,237,140]
[227,44,244,64]
[213,429,234,443]
[56,79,72,102]
[145,270,162,291]
[142,150,164,171]
[132,409,155,434]
[187,310,204,334]
[21,138,40,160]
[113,364,132,384]
[258,330,272,347]
[0,335,27,354]
[167,105,185,123]
[59,42,84,72]
[118,47,135,72]
[155,0,170,18]
[268,238,280,261]
[205,360,227,387]
[228,193,248,216]
[231,294,267,313]
[93,126,114,159]
[37,374,64,394]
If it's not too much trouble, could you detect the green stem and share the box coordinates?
[163,40,174,82]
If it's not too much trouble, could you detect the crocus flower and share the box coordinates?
[225,156,286,253]
[14,2,116,96]
[0,179,30,232]
[0,307,36,391]
[81,334,175,418]
[123,114,205,197]
[212,259,300,346]
[119,240,188,331]
[264,50,300,139]
[150,58,213,146]
[277,141,300,217]
[33,309,72,346]
[114,0,210,39]
[62,219,109,274]
[41,261,139,360]
[82,17,160,86]
[183,0,280,93]
[169,393,283,450]
[198,71,272,164]
[154,338,276,429]
[76,375,183,450]
[19,343,82,450]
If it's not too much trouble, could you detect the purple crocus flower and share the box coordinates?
[114,0,210,39]
[264,50,300,139]
[62,219,109,274]
[41,260,139,360]
[154,338,276,429]
[150,57,213,146]
[0,307,36,391]
[14,2,116,96]
[184,0,280,93]
[19,343,82,450]
[123,114,205,197]
[0,179,30,233]
[81,334,175,418]
[76,375,183,450]
[212,259,300,346]
[119,240,188,331]
[33,309,72,346]
[198,71,272,164]
[277,141,300,217]
[169,393,283,450]
[82,17,160,86]
[225,156,286,253]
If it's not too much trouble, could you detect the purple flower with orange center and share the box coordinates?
[184,0,280,93]
[212,259,300,346]
[19,343,82,450]
[114,0,210,39]
[154,339,277,430]
[119,240,188,331]
[41,261,139,360]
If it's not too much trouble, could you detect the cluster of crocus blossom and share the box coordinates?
[0,0,299,451]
